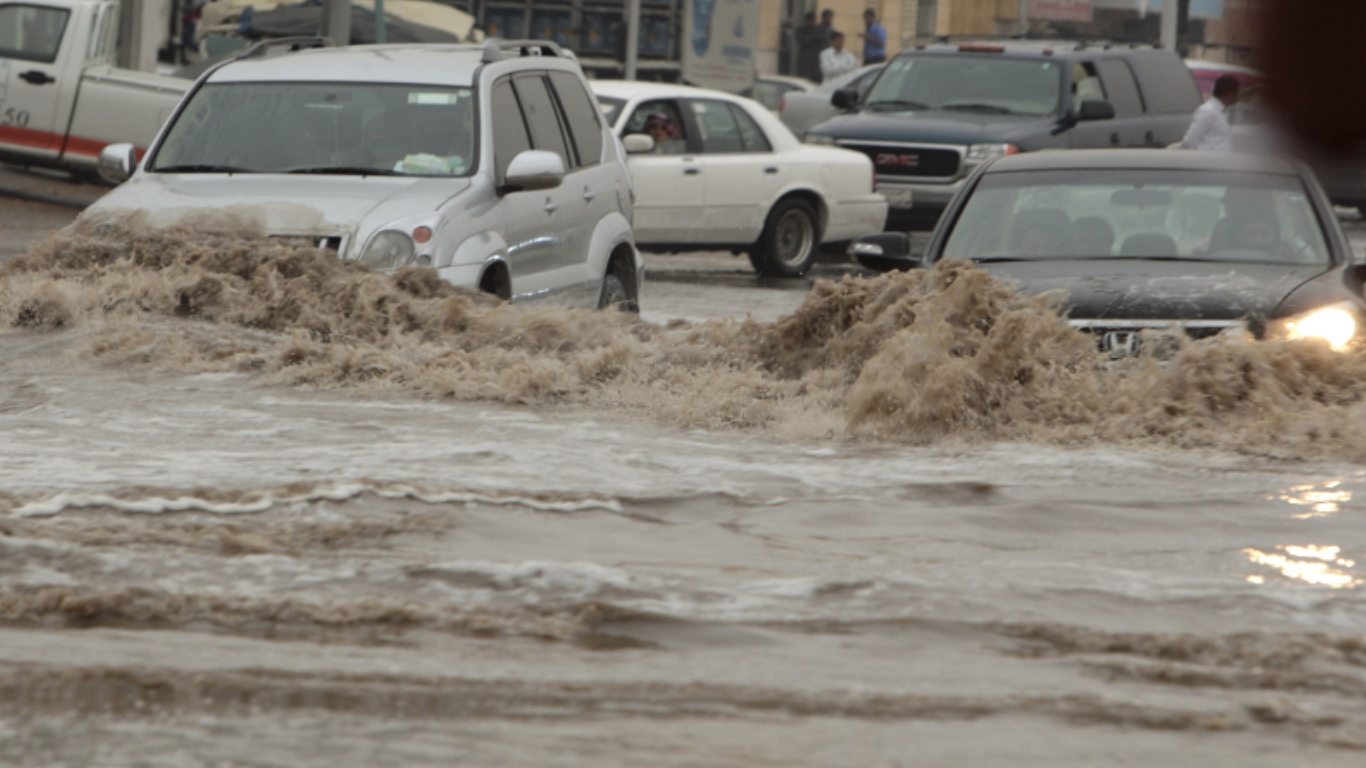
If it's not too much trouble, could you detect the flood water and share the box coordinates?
[3,224,1366,765]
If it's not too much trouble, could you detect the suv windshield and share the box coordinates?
[864,55,1061,116]
[152,82,476,176]
[942,170,1331,266]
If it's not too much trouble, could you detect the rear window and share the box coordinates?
[1127,53,1201,114]
[942,169,1330,266]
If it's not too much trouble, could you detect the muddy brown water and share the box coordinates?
[3,226,1366,766]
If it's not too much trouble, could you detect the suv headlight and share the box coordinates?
[360,231,415,270]
[965,143,1020,163]
[1269,302,1359,350]
[805,134,836,146]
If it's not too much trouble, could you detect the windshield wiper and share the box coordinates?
[154,164,253,174]
[940,103,1017,115]
[866,99,929,112]
[284,167,404,176]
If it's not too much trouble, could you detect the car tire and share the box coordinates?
[749,198,820,278]
[598,271,636,312]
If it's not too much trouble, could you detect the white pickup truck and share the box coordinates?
[0,0,189,173]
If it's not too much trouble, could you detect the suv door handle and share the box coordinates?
[544,198,558,213]
[1145,131,1156,145]
[684,168,701,175]
[582,187,596,202]
[1109,133,1120,146]
[19,70,54,85]
[764,167,779,174]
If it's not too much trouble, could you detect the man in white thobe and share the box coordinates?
[820,31,857,83]
[1180,75,1240,151]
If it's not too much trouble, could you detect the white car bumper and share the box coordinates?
[823,194,889,242]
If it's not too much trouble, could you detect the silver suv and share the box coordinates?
[87,40,643,310]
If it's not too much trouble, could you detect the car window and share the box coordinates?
[688,100,744,153]
[941,170,1330,266]
[548,71,603,167]
[1096,59,1145,118]
[0,4,69,64]
[491,79,532,183]
[512,74,571,168]
[866,55,1062,117]
[623,99,689,155]
[1127,53,1202,114]
[1071,62,1106,113]
[728,103,771,153]
[852,68,881,98]
[152,81,476,176]
[597,96,627,126]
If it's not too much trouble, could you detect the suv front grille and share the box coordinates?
[837,142,962,180]
[1069,319,1243,358]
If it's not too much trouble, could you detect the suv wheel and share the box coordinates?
[598,270,636,312]
[749,198,819,277]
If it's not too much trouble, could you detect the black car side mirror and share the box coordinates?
[1075,99,1117,122]
[831,88,859,111]
[849,233,920,272]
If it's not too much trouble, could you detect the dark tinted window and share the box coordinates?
[549,71,604,167]
[1096,59,1145,118]
[728,104,772,152]
[512,75,570,166]
[688,100,744,153]
[491,79,532,182]
[1127,53,1201,114]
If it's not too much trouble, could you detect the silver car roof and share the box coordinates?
[206,44,578,87]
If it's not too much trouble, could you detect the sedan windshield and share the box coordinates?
[942,170,1331,266]
[864,55,1061,116]
[152,82,476,176]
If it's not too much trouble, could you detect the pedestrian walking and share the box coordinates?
[820,31,857,83]
[794,12,827,83]
[1179,75,1240,151]
[859,9,886,65]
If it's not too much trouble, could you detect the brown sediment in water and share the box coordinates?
[5,226,1366,459]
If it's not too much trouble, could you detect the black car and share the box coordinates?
[850,149,1365,354]
[805,41,1202,229]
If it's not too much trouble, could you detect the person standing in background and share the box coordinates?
[1180,75,1240,151]
[794,12,826,83]
[820,31,856,83]
[859,9,886,65]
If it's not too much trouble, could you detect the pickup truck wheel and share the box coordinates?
[598,272,635,312]
[749,198,819,278]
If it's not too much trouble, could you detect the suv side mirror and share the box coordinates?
[97,142,138,184]
[831,88,859,111]
[503,150,565,193]
[1075,99,1116,122]
[622,134,655,154]
[849,232,919,272]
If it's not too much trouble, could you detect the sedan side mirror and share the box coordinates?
[831,88,859,111]
[1075,99,1117,122]
[503,150,565,193]
[849,232,920,272]
[96,142,138,184]
[622,134,655,154]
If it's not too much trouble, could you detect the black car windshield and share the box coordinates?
[864,55,1061,116]
[152,82,476,176]
[597,96,627,126]
[941,170,1332,266]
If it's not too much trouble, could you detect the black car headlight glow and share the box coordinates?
[360,231,415,271]
[1270,302,1359,351]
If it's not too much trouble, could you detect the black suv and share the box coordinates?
[804,41,1203,228]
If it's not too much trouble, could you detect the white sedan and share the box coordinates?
[591,81,887,277]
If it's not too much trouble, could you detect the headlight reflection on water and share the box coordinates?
[1275,480,1353,519]
[1244,545,1361,588]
